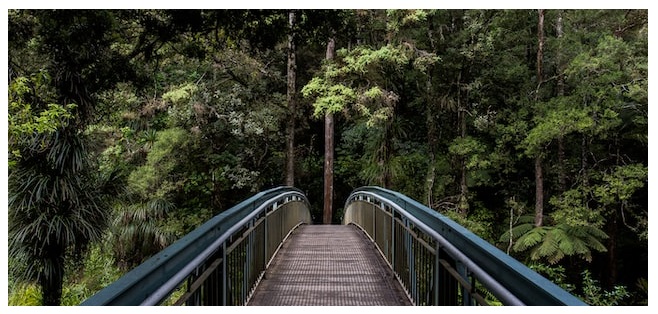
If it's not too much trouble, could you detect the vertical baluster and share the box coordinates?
[434,242,440,305]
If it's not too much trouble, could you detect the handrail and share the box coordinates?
[81,186,310,306]
[344,186,587,306]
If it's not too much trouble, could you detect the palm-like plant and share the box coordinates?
[110,198,175,271]
[8,130,111,305]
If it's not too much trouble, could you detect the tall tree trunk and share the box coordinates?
[424,18,437,207]
[605,208,618,289]
[536,9,545,89]
[459,106,468,215]
[425,19,438,208]
[41,244,65,305]
[457,71,468,216]
[323,35,336,224]
[379,119,393,188]
[425,80,437,207]
[556,10,567,192]
[534,9,546,227]
[534,154,544,227]
[581,135,589,187]
[285,11,297,187]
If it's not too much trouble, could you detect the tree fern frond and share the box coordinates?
[584,225,609,240]
[513,227,546,252]
[583,236,607,253]
[516,214,536,224]
[498,222,534,243]
[535,228,560,260]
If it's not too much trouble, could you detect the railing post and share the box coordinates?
[404,217,416,303]
[391,207,395,271]
[245,220,253,304]
[434,242,440,305]
[372,203,376,242]
[264,207,268,270]
[456,262,471,306]
[222,242,227,306]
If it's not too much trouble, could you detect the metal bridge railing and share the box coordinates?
[343,186,587,306]
[81,186,310,306]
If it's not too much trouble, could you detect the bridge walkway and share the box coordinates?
[247,224,411,306]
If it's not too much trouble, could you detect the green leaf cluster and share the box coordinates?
[502,216,608,265]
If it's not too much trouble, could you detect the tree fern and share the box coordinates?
[513,227,547,252]
[502,215,608,264]
[498,214,535,243]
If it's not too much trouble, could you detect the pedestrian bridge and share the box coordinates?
[81,186,587,306]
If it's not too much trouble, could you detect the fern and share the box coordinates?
[534,228,561,263]
[505,218,608,264]
[513,226,546,252]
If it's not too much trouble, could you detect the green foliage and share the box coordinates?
[634,278,648,305]
[386,9,432,32]
[8,128,112,304]
[301,77,357,117]
[8,72,76,168]
[128,127,190,198]
[7,8,647,305]
[8,283,43,306]
[549,188,605,229]
[302,42,436,126]
[77,244,122,294]
[442,205,495,242]
[503,217,608,265]
[529,265,630,305]
[341,44,411,74]
[60,283,88,306]
[579,270,629,306]
[448,136,491,171]
[162,83,198,105]
[522,103,593,155]
[110,198,175,270]
[594,164,647,205]
[529,263,575,293]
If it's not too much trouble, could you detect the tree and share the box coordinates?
[534,9,546,227]
[285,10,298,187]
[8,10,126,305]
[322,34,336,224]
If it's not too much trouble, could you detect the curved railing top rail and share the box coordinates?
[346,186,587,306]
[81,186,309,306]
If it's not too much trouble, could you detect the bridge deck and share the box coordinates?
[247,224,411,306]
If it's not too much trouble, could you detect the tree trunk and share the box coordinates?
[457,71,468,216]
[459,106,468,215]
[536,9,545,88]
[323,35,336,224]
[555,10,564,96]
[425,83,437,207]
[581,134,589,187]
[424,18,437,207]
[534,154,544,227]
[40,245,65,305]
[285,11,297,187]
[534,9,546,227]
[556,10,567,192]
[605,208,618,289]
[380,120,393,188]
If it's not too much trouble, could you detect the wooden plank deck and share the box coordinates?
[247,224,411,306]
